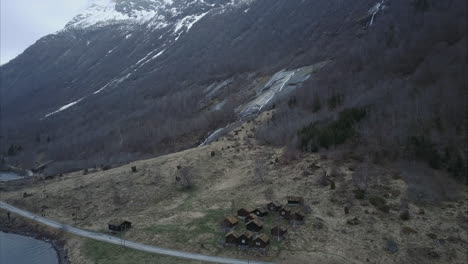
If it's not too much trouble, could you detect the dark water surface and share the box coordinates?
[0,232,59,264]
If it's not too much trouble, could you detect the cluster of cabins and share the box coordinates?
[221,196,306,250]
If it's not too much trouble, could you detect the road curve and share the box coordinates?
[0,202,274,264]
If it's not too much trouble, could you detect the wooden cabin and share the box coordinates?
[252,208,268,217]
[267,202,281,212]
[225,231,239,245]
[245,213,259,223]
[290,210,306,224]
[238,231,254,247]
[279,207,292,219]
[221,216,239,230]
[286,196,304,206]
[246,219,264,232]
[108,220,132,232]
[252,234,270,249]
[271,226,288,241]
[237,208,254,218]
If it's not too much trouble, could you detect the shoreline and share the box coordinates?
[0,211,70,264]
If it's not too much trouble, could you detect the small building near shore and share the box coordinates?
[108,220,132,232]
[252,234,270,249]
[246,219,264,233]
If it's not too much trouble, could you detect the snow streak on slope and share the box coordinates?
[43,98,86,119]
[369,0,387,26]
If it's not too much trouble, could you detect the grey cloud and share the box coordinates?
[1,0,88,64]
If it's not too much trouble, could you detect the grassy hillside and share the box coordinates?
[2,112,467,264]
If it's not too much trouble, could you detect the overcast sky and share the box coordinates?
[1,0,89,65]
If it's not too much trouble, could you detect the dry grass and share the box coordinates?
[2,112,467,264]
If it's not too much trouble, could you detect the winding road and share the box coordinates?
[0,202,274,264]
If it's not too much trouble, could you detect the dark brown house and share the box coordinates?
[108,220,132,232]
[290,210,306,225]
[221,216,239,230]
[279,207,291,219]
[246,219,264,232]
[252,234,270,249]
[252,208,268,217]
[237,208,254,218]
[267,202,281,212]
[286,196,304,206]
[238,231,254,247]
[245,213,259,223]
[225,231,239,245]
[271,226,288,241]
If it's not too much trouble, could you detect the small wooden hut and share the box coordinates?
[286,196,304,206]
[279,207,292,219]
[225,231,239,245]
[221,216,239,231]
[246,219,264,232]
[252,234,270,249]
[252,208,268,217]
[237,207,254,218]
[271,226,288,241]
[267,202,281,212]
[290,210,306,225]
[238,231,254,247]
[108,220,132,232]
[245,213,259,223]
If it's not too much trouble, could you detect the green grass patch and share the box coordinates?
[82,239,199,264]
[145,209,228,245]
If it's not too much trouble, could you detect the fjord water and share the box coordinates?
[0,232,59,264]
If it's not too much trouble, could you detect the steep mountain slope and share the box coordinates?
[1,0,466,179]
[1,0,373,172]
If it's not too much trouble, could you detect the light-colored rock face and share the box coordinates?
[239,61,330,119]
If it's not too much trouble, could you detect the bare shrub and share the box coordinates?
[176,166,194,190]
[254,159,266,183]
[352,162,369,194]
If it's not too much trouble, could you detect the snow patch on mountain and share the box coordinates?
[65,0,256,29]
[66,0,161,29]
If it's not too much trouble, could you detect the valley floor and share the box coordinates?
[1,112,467,264]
